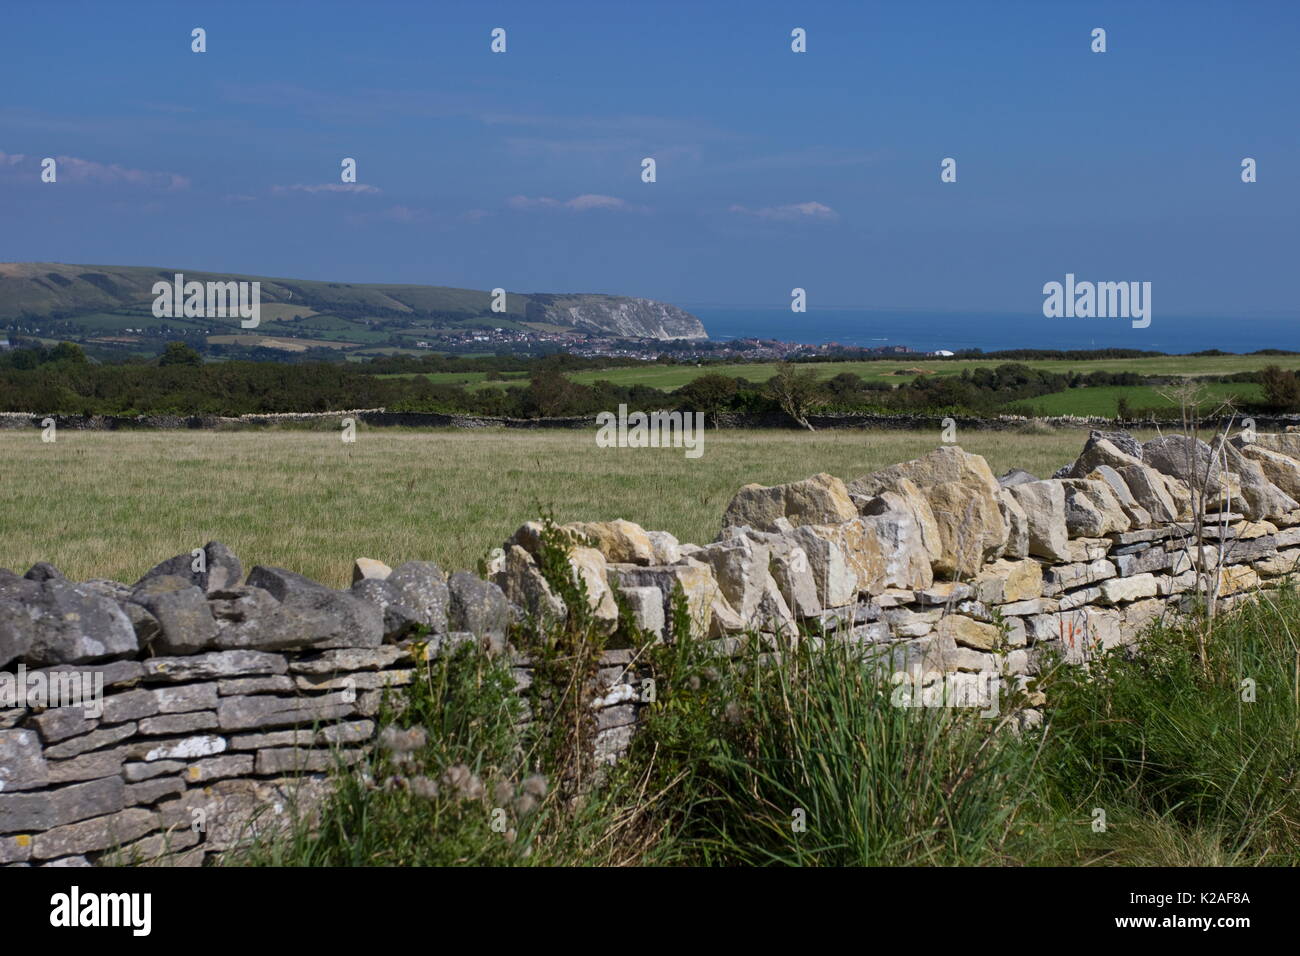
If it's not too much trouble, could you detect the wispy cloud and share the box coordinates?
[728,201,839,222]
[378,204,425,222]
[271,183,381,195]
[508,193,642,213]
[0,150,189,189]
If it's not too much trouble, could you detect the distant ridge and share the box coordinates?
[0,262,708,341]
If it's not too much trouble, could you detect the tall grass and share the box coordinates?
[674,640,1041,865]
[1033,584,1300,865]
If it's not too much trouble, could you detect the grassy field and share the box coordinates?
[564,354,1300,391]
[0,425,1110,587]
[1014,382,1265,416]
[378,370,531,388]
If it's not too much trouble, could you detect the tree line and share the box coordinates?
[1,343,1296,420]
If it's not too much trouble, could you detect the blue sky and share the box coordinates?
[2,0,1297,317]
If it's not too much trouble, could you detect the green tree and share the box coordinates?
[48,342,87,365]
[1260,366,1300,411]
[159,341,203,367]
[767,362,822,431]
[675,372,738,426]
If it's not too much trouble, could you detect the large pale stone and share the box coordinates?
[1061,479,1131,537]
[859,478,943,565]
[1118,464,1182,523]
[999,489,1030,559]
[1122,598,1168,634]
[1253,433,1300,459]
[935,614,1000,652]
[881,631,969,679]
[921,480,1008,576]
[611,560,738,640]
[1098,573,1161,605]
[698,538,794,634]
[1224,444,1299,520]
[850,509,935,591]
[850,444,999,497]
[565,520,657,566]
[492,545,566,622]
[1142,434,1237,513]
[721,473,857,533]
[884,606,941,638]
[1042,558,1116,596]
[1253,548,1300,577]
[1085,466,1152,528]
[1144,434,1222,486]
[568,546,620,632]
[1005,481,1072,562]
[1217,565,1260,597]
[760,534,821,619]
[645,531,682,565]
[1068,436,1145,477]
[1235,442,1300,500]
[972,559,1043,605]
[851,447,1006,575]
[789,526,857,608]
[351,558,392,584]
[619,586,666,637]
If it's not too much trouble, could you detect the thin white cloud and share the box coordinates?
[271,183,381,195]
[379,204,424,222]
[0,150,189,189]
[508,193,640,213]
[728,201,839,222]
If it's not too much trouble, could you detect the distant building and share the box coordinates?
[0,337,10,351]
[931,349,955,357]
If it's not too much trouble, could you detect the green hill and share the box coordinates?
[0,262,707,352]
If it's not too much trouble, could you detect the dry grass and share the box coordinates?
[0,425,1102,587]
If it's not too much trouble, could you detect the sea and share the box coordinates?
[689,308,1300,355]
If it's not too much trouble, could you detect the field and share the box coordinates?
[378,370,531,388]
[206,334,361,351]
[0,426,1111,588]
[1013,382,1265,416]
[564,354,1300,390]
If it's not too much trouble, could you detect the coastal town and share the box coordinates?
[410,325,936,362]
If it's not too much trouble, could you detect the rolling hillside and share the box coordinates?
[0,262,707,355]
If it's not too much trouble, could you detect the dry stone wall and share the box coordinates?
[7,410,1300,433]
[5,429,1300,866]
